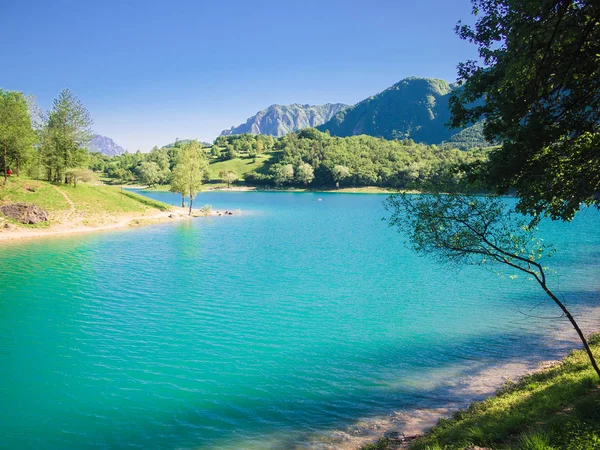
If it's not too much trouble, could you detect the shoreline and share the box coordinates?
[0,206,233,243]
[305,358,559,450]
[133,185,416,195]
[300,305,600,450]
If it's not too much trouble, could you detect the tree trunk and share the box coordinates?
[539,281,600,379]
[188,193,193,216]
[181,195,185,208]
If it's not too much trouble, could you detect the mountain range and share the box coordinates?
[89,134,126,156]
[93,77,488,154]
[219,77,487,147]
[220,103,348,137]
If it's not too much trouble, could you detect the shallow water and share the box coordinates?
[1,191,598,449]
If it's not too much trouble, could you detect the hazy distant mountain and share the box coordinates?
[318,77,468,145]
[89,134,126,156]
[220,103,348,137]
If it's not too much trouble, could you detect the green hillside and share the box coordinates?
[207,152,275,182]
[318,77,489,146]
[445,120,490,150]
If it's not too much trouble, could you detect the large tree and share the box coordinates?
[0,90,36,184]
[170,141,209,215]
[44,89,93,183]
[450,0,600,221]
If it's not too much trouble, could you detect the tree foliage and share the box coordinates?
[138,161,161,187]
[0,90,36,184]
[450,0,600,221]
[266,128,487,189]
[219,170,238,188]
[296,162,315,186]
[271,163,294,186]
[170,141,209,215]
[44,89,93,183]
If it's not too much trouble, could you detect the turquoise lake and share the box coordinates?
[1,191,599,449]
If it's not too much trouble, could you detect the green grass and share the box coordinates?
[120,190,171,211]
[208,152,276,181]
[0,177,171,226]
[403,335,600,450]
[0,177,70,211]
[63,183,173,213]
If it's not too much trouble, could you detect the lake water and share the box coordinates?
[1,191,599,449]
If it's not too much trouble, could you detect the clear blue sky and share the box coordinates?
[1,0,477,151]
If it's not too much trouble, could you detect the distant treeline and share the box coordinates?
[0,85,488,192]
[249,128,489,189]
[94,129,489,191]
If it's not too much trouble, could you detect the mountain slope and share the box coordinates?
[444,121,490,150]
[89,134,126,156]
[318,77,459,144]
[220,103,348,137]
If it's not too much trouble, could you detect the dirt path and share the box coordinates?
[52,185,75,215]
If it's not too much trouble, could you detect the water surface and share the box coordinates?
[1,191,599,449]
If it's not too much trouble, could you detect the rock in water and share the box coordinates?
[0,203,49,224]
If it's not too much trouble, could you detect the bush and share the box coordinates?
[244,171,273,185]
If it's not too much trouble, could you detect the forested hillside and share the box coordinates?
[99,129,488,191]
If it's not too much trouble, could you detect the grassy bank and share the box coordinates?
[363,335,600,450]
[0,177,171,230]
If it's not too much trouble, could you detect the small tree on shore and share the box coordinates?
[296,163,314,186]
[332,164,351,189]
[272,164,294,186]
[171,142,208,215]
[384,193,600,379]
[219,170,238,188]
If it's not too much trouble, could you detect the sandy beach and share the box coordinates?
[0,206,234,242]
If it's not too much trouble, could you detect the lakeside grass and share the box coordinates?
[0,177,71,211]
[363,336,600,450]
[62,184,170,213]
[1,177,171,228]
